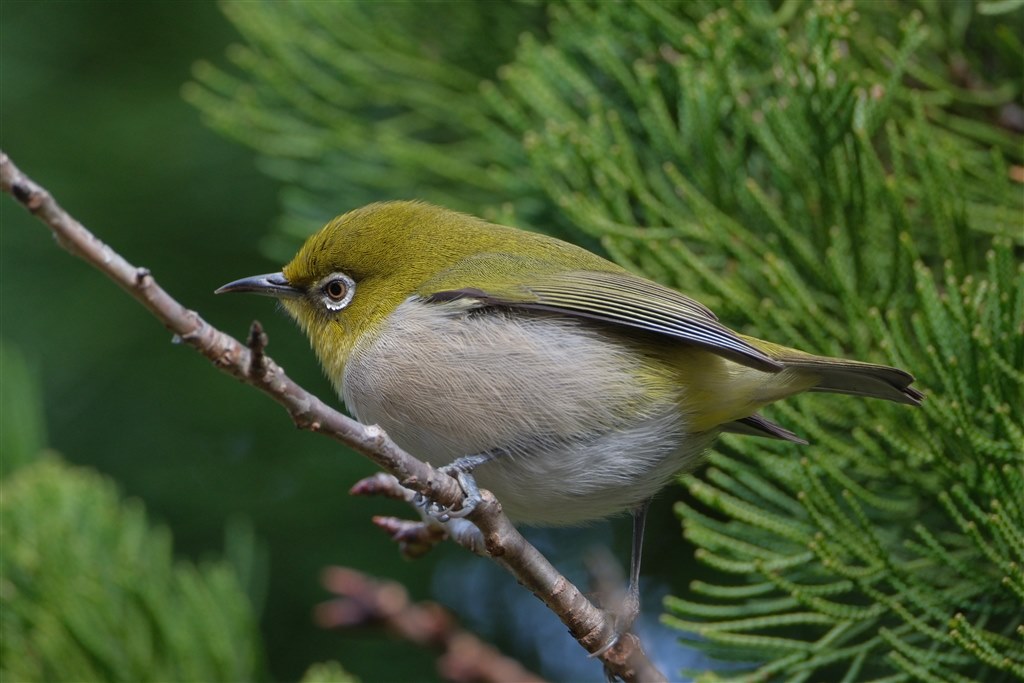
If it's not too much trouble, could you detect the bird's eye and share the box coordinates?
[325,280,346,300]
[319,273,355,311]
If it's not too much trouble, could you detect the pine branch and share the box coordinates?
[0,151,666,683]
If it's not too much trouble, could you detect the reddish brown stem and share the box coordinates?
[316,566,546,683]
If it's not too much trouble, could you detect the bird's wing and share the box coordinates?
[418,252,782,372]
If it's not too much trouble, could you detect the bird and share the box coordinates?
[217,200,922,637]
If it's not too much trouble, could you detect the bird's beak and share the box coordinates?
[215,272,303,300]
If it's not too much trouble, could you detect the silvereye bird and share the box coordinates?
[218,201,922,631]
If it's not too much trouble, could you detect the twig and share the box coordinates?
[351,473,486,558]
[1,151,665,683]
[316,566,547,683]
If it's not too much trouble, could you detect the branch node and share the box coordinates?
[400,474,423,490]
[484,531,507,558]
[12,181,31,205]
[246,320,268,380]
[134,267,151,286]
[177,316,203,344]
[363,423,386,444]
[290,410,314,430]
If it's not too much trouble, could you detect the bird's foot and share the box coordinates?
[591,591,641,657]
[413,453,492,522]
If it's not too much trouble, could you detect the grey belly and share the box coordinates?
[342,298,707,525]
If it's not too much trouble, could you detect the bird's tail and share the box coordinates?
[740,335,924,406]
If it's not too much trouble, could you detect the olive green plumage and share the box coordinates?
[220,200,921,525]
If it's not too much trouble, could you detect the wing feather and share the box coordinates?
[420,257,782,372]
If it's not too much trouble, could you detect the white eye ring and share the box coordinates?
[318,272,355,311]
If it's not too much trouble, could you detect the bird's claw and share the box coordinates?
[417,462,483,522]
[590,592,640,658]
[590,630,621,658]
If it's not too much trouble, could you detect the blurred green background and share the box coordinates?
[1,3,442,681]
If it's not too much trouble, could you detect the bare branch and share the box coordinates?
[316,566,547,683]
[1,151,666,683]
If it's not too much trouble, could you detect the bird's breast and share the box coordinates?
[341,297,704,524]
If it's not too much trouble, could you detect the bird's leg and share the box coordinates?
[414,452,495,522]
[594,498,651,658]
[623,498,650,631]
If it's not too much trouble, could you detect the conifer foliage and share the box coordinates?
[189,1,1023,680]
[0,459,261,682]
